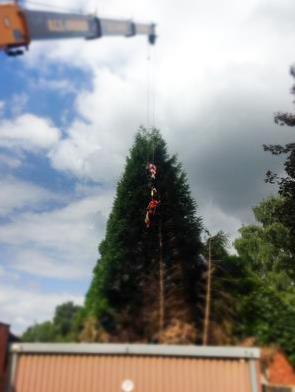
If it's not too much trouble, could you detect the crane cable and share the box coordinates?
[145,41,160,230]
[151,41,157,132]
[146,40,157,166]
[146,43,151,131]
[146,40,157,134]
[145,42,164,331]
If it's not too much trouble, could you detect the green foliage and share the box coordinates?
[264,66,295,240]
[22,302,82,342]
[253,196,285,226]
[22,321,57,343]
[53,302,83,340]
[201,232,248,344]
[235,196,294,279]
[237,271,295,365]
[203,231,229,261]
[84,128,203,341]
[234,196,295,365]
[235,69,295,364]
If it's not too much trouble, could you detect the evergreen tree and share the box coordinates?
[84,128,203,342]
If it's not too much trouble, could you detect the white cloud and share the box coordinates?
[0,177,61,216]
[49,68,142,182]
[0,283,83,334]
[31,78,77,95]
[0,265,4,277]
[0,101,5,115]
[0,193,109,248]
[0,114,61,152]
[0,182,114,333]
[12,250,86,280]
[199,200,246,250]
[0,153,22,169]
[0,189,114,280]
[11,93,28,117]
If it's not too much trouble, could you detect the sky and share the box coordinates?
[1,0,295,334]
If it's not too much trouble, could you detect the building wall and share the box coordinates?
[0,324,9,392]
[10,353,257,392]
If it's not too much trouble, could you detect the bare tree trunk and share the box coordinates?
[203,239,212,345]
[159,221,165,334]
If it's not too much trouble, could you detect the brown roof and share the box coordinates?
[7,344,261,392]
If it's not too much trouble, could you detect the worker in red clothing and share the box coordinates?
[145,199,160,228]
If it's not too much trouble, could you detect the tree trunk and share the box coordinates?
[203,239,212,345]
[159,221,165,334]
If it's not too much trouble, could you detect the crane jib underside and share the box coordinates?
[0,4,156,55]
[24,11,156,42]
[24,10,100,40]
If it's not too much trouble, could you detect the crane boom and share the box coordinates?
[0,3,156,56]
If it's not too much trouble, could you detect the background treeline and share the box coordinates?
[22,302,82,342]
[22,69,295,365]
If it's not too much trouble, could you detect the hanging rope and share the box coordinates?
[151,42,157,130]
[144,37,159,229]
[151,137,155,164]
[146,40,157,131]
[145,153,159,229]
[146,42,152,130]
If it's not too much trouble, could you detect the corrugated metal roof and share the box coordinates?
[10,343,260,359]
[7,344,261,392]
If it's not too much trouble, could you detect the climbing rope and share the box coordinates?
[145,162,160,228]
[151,42,157,130]
[146,40,157,131]
[144,38,159,229]
[146,43,152,130]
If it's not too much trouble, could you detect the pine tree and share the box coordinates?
[83,128,203,342]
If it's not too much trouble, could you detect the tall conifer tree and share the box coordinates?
[84,128,203,342]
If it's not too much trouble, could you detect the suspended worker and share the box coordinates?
[145,199,160,228]
[147,163,157,180]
